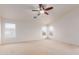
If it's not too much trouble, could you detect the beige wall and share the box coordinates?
[53,8,79,45]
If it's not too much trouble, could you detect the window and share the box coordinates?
[41,25,54,39]
[4,23,16,39]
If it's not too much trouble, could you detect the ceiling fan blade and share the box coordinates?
[44,12,49,15]
[39,4,42,8]
[32,10,39,11]
[39,4,45,10]
[39,4,42,10]
[37,13,40,16]
[45,7,53,11]
[33,16,37,19]
[33,13,40,19]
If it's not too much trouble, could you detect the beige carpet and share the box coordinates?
[0,40,79,54]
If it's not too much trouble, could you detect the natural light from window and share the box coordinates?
[4,23,16,39]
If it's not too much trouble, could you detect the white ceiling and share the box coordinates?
[0,4,79,24]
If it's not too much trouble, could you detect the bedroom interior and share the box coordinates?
[0,4,79,54]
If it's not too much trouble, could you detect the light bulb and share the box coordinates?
[40,10,44,14]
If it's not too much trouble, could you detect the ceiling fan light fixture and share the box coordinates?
[32,4,54,19]
[40,10,44,14]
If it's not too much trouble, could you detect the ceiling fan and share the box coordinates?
[32,4,54,19]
